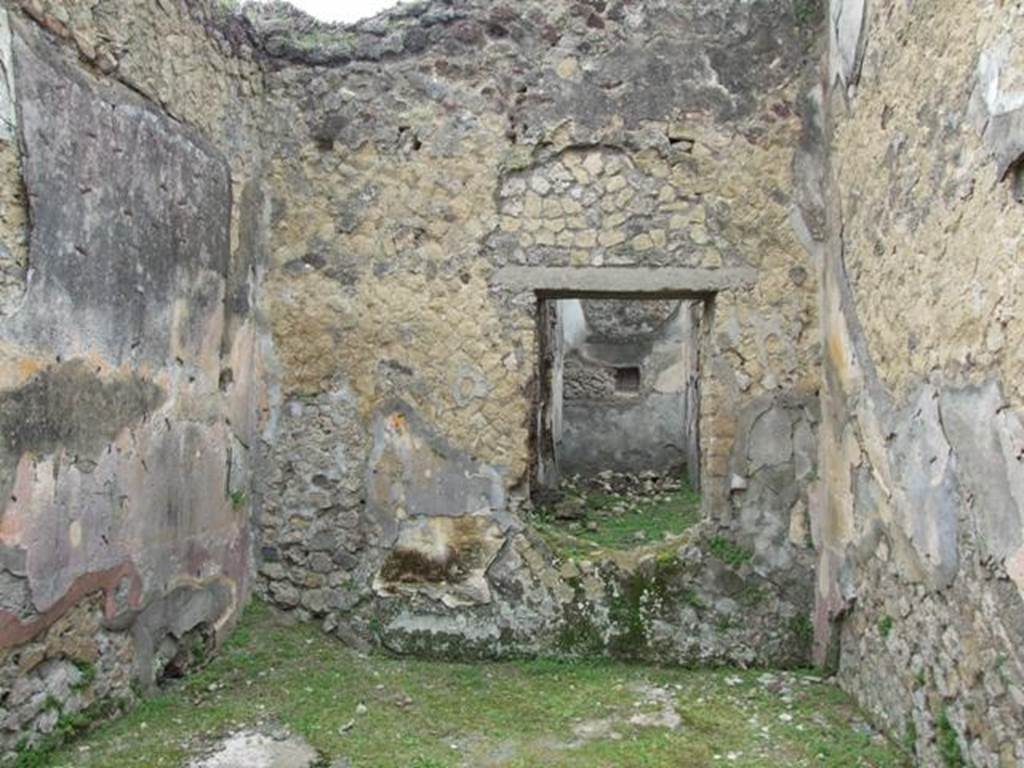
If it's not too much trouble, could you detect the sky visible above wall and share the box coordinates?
[285,0,404,23]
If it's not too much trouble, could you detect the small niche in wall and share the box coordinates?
[614,366,641,393]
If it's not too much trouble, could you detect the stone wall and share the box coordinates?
[812,1,1024,765]
[252,0,821,668]
[0,0,271,757]
[20,0,1024,764]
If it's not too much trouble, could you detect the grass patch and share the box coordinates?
[903,717,918,759]
[532,475,702,558]
[13,698,128,768]
[793,0,824,27]
[936,706,965,768]
[707,536,754,568]
[34,601,910,768]
[580,484,701,550]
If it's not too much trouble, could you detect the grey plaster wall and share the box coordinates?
[560,395,689,475]
[805,2,1024,765]
[0,4,270,757]
[0,7,25,317]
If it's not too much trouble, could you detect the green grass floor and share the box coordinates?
[33,602,909,768]
[531,477,703,558]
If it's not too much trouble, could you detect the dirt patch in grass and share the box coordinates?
[32,602,910,768]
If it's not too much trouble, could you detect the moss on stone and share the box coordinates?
[605,556,686,657]
[606,578,645,653]
[792,0,823,27]
[790,614,814,652]
[682,589,706,611]
[936,707,965,768]
[556,606,604,656]
[706,536,754,568]
[737,584,765,608]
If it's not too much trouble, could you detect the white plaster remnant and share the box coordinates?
[187,730,320,768]
[0,8,15,142]
[970,34,1024,179]
[558,298,588,351]
[829,0,867,88]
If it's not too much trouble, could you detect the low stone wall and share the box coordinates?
[255,393,814,667]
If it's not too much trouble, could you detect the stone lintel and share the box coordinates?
[490,266,758,298]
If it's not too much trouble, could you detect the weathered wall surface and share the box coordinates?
[813,1,1024,765]
[2,0,1021,763]
[0,8,24,317]
[252,0,821,667]
[0,1,270,757]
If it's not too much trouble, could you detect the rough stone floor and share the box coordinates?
[28,603,908,768]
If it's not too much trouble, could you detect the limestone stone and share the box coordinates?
[373,516,505,608]
[583,153,604,177]
[187,730,320,768]
[556,57,579,80]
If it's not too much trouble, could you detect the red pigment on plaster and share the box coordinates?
[0,561,143,650]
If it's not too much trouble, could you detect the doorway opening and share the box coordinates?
[531,296,704,554]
